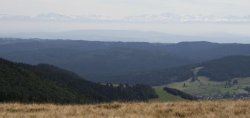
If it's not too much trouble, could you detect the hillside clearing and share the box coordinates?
[151,87,185,102]
[168,76,250,96]
[1,101,250,118]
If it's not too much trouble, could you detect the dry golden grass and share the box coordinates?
[1,100,250,118]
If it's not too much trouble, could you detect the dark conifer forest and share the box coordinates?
[0,58,158,104]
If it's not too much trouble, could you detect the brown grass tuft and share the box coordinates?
[1,100,250,118]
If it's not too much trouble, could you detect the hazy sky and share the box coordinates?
[1,0,250,42]
[1,0,250,16]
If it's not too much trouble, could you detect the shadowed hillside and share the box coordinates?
[110,55,250,86]
[0,58,158,104]
[1,38,250,82]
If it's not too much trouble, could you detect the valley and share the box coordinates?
[1,39,250,101]
[1,38,250,117]
[168,77,250,99]
[1,0,250,117]
[1,38,250,83]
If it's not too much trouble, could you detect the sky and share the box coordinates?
[1,0,250,43]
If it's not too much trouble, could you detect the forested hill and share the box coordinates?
[108,55,250,85]
[198,55,250,81]
[1,38,250,82]
[0,58,158,104]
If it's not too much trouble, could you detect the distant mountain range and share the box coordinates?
[1,13,250,23]
[1,30,250,43]
[0,38,250,83]
[0,58,157,103]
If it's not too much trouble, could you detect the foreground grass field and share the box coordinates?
[1,101,250,118]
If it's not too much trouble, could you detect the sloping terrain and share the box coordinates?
[1,38,250,82]
[0,38,193,82]
[168,76,250,97]
[165,55,250,97]
[0,58,158,103]
[151,87,185,102]
[111,55,250,85]
[198,55,250,81]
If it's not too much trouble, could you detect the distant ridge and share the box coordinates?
[1,38,250,83]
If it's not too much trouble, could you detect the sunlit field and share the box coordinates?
[1,101,250,118]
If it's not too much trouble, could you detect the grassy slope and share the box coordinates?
[168,76,250,96]
[151,87,184,102]
[1,101,250,118]
[167,66,250,96]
